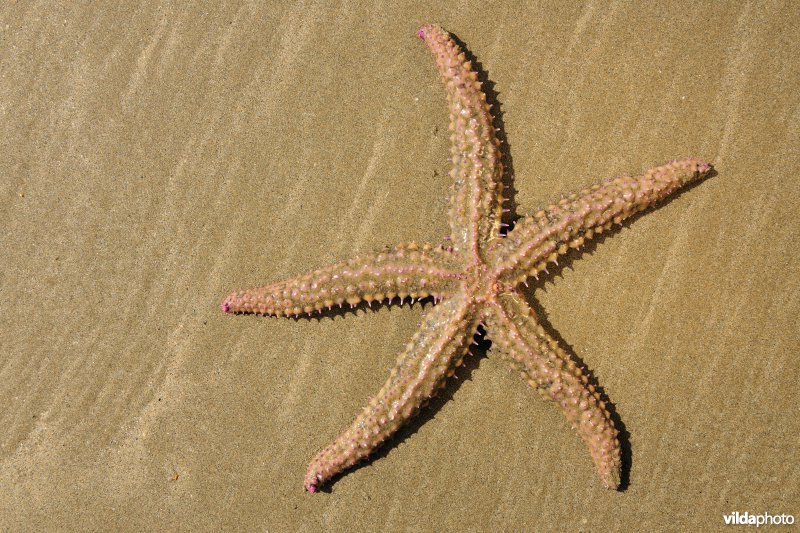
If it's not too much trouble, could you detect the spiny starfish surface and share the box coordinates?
[221,24,712,492]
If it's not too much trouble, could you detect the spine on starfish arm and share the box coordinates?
[418,24,504,259]
[491,158,712,287]
[221,243,462,316]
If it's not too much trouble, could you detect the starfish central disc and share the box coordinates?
[463,263,499,305]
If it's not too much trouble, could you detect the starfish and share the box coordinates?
[221,23,712,493]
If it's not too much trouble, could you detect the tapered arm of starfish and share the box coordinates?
[489,159,712,286]
[484,293,621,489]
[221,243,462,317]
[418,24,504,261]
[304,295,479,492]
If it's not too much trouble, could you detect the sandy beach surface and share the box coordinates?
[2,2,798,530]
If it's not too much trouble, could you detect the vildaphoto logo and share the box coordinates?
[723,511,795,527]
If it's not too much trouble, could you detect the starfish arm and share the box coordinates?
[304,294,478,492]
[221,243,462,316]
[484,292,622,489]
[418,24,503,260]
[491,158,712,286]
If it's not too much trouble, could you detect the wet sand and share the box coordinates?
[1,2,798,530]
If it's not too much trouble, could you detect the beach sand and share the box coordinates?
[1,2,798,530]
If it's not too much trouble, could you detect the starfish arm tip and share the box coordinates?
[674,157,713,181]
[416,23,439,40]
[605,471,621,491]
[304,464,326,493]
[219,293,239,313]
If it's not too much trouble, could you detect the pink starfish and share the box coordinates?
[221,24,713,492]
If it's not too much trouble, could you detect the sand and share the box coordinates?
[1,2,798,530]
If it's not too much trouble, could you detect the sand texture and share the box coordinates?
[1,2,798,530]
